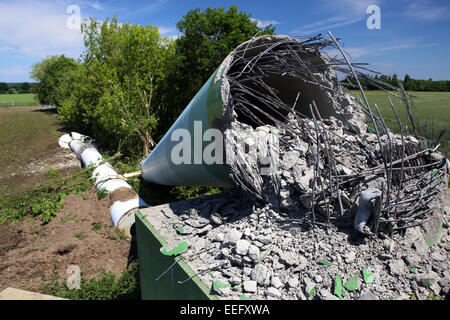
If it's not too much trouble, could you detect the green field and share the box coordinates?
[351,90,450,157]
[0,93,37,105]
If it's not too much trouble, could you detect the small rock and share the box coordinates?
[209,212,223,225]
[215,232,224,242]
[281,151,300,170]
[343,251,356,263]
[359,290,379,300]
[288,277,299,288]
[279,251,298,266]
[193,238,207,252]
[431,251,445,262]
[389,259,406,276]
[271,276,283,289]
[319,289,340,300]
[438,278,449,288]
[314,275,323,283]
[403,253,421,266]
[266,287,281,298]
[243,280,257,293]
[230,276,241,286]
[251,264,268,285]
[303,277,315,297]
[256,234,272,245]
[235,239,251,255]
[243,267,252,276]
[248,245,260,261]
[213,279,231,297]
[222,229,242,246]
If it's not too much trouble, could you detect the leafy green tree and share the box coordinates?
[19,82,31,93]
[0,82,8,94]
[30,55,78,105]
[59,17,173,157]
[161,6,276,131]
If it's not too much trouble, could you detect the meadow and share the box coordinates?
[351,90,450,157]
[0,93,38,106]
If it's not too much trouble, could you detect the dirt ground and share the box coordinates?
[0,106,132,294]
[0,191,132,293]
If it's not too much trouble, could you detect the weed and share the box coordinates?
[74,232,86,240]
[97,188,109,200]
[42,262,140,300]
[0,169,92,224]
[115,229,128,241]
[45,169,60,180]
[91,223,103,232]
[60,215,77,223]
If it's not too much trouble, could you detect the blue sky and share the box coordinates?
[0,0,449,82]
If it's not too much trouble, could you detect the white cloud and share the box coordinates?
[86,1,102,10]
[405,2,450,21]
[327,41,439,59]
[0,1,83,58]
[291,0,381,34]
[158,26,176,35]
[250,18,280,28]
[0,47,14,53]
[157,25,179,40]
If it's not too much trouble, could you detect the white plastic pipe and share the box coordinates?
[60,132,148,236]
[354,189,381,232]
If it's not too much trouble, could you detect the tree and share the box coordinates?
[0,82,8,94]
[58,17,173,157]
[30,55,78,105]
[162,6,276,131]
[19,82,31,93]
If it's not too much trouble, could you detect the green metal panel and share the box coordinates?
[135,211,218,300]
[141,69,232,187]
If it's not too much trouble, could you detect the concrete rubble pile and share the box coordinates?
[220,34,448,236]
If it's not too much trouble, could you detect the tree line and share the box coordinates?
[30,6,275,160]
[0,82,35,94]
[342,74,450,92]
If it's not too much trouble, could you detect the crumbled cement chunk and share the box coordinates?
[248,245,260,261]
[222,229,242,246]
[279,251,298,266]
[271,276,283,289]
[214,232,224,242]
[251,263,268,284]
[256,234,272,245]
[359,290,379,300]
[343,251,356,264]
[303,277,315,296]
[319,289,340,300]
[235,239,250,255]
[288,277,299,288]
[281,151,300,170]
[266,287,281,298]
[243,280,257,293]
[389,259,406,276]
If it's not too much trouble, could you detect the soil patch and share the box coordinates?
[0,189,132,293]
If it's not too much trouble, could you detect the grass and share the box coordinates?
[351,90,450,157]
[0,93,37,105]
[0,107,64,175]
[91,223,103,232]
[0,167,92,224]
[42,263,140,300]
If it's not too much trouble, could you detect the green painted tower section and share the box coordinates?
[135,211,218,300]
